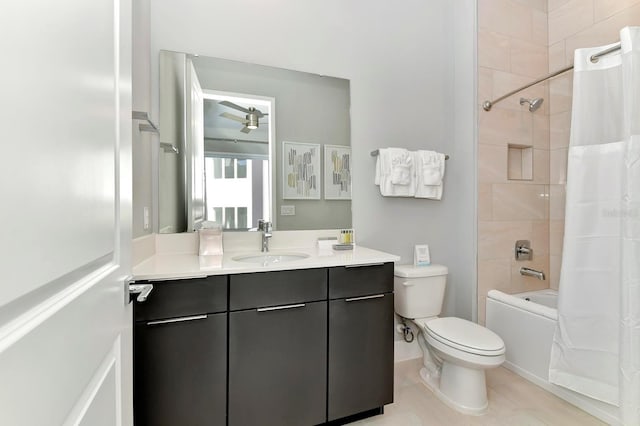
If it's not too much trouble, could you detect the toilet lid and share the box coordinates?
[424,317,505,356]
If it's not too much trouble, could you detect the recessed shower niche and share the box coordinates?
[507,144,533,181]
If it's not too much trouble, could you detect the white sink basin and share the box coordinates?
[232,252,309,265]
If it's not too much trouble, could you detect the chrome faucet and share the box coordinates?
[520,267,545,280]
[258,220,272,252]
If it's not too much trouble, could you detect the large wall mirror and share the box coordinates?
[158,50,352,233]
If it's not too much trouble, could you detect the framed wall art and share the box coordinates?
[282,141,321,200]
[324,145,351,200]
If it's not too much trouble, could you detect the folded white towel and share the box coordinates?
[376,148,416,196]
[418,150,444,185]
[415,150,445,200]
[390,150,413,185]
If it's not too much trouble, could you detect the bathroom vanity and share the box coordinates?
[132,238,398,426]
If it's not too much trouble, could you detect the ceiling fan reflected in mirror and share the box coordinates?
[218,100,268,134]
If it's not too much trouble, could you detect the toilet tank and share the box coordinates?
[394,264,448,319]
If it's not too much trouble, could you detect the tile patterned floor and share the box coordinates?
[352,359,605,426]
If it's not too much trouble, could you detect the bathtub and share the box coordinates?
[486,289,619,425]
[486,289,558,383]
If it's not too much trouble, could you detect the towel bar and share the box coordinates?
[370,149,449,160]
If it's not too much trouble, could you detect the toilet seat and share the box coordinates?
[423,317,505,357]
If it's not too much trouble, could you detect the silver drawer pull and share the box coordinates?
[257,303,306,312]
[147,314,208,326]
[344,263,384,269]
[345,294,385,302]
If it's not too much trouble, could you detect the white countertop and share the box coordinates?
[133,245,400,281]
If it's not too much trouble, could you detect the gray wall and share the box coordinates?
[449,1,478,321]
[192,56,351,231]
[145,0,477,319]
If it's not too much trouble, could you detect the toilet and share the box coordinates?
[394,264,505,415]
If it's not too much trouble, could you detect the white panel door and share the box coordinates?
[186,58,206,230]
[0,0,133,425]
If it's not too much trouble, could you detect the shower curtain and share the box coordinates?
[549,27,640,424]
[549,27,640,425]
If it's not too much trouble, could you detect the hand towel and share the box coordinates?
[415,150,445,200]
[390,150,413,184]
[418,150,444,185]
[377,148,416,196]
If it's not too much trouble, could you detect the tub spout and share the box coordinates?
[520,267,545,280]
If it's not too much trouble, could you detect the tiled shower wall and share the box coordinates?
[477,0,640,323]
[477,0,550,324]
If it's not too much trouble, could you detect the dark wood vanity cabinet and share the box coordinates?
[133,275,227,426]
[228,269,327,426]
[328,263,395,421]
[133,262,394,426]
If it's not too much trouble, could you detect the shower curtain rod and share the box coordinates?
[482,42,622,112]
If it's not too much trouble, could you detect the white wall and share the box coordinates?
[147,0,477,319]
[132,0,153,237]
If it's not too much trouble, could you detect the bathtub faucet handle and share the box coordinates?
[515,240,533,261]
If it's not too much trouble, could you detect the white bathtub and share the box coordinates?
[486,289,619,425]
[486,289,558,382]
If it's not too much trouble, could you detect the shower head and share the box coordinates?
[520,97,544,112]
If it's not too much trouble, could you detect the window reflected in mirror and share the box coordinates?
[205,156,270,230]
[202,93,272,231]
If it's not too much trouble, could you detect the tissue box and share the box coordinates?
[317,237,338,250]
[199,223,223,255]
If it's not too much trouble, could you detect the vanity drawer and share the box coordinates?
[229,268,327,311]
[134,275,227,322]
[329,262,394,299]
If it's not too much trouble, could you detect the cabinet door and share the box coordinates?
[328,293,394,421]
[229,301,327,426]
[134,313,226,426]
